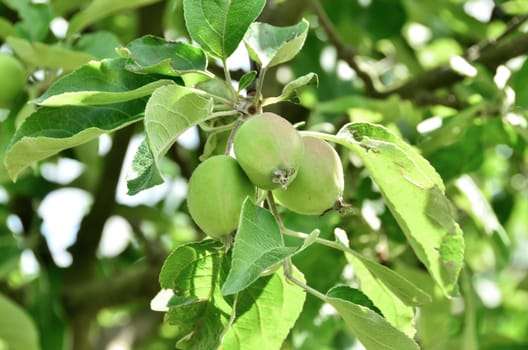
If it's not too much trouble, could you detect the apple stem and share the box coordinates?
[225,118,243,155]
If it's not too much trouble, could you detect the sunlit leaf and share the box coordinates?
[238,71,257,92]
[34,58,174,106]
[335,122,464,297]
[74,31,122,59]
[455,175,510,265]
[244,19,309,68]
[126,85,214,194]
[0,293,40,350]
[6,36,93,71]
[326,286,420,350]
[125,138,164,195]
[183,0,265,59]
[346,252,417,337]
[5,100,146,181]
[124,35,208,76]
[0,18,18,40]
[159,240,231,350]
[67,0,161,38]
[222,199,318,296]
[222,267,306,350]
[222,199,295,295]
[263,73,318,106]
[2,0,52,41]
[347,251,431,306]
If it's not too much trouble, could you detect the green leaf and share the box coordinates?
[222,267,306,350]
[347,251,431,306]
[335,122,464,297]
[159,241,306,350]
[4,100,146,181]
[0,110,18,184]
[345,252,417,337]
[0,235,21,279]
[183,0,266,59]
[124,35,208,76]
[0,18,18,40]
[222,199,298,296]
[263,73,318,106]
[34,58,174,106]
[222,200,318,296]
[159,240,224,290]
[74,31,122,59]
[6,36,94,71]
[244,19,309,69]
[326,286,420,350]
[126,85,214,195]
[3,0,52,41]
[159,240,231,350]
[146,85,213,157]
[67,0,162,38]
[0,293,40,350]
[455,175,510,265]
[501,0,528,15]
[126,139,164,195]
[327,286,383,315]
[196,78,236,101]
[238,71,257,92]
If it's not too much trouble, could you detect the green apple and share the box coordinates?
[274,136,344,215]
[187,155,255,238]
[234,112,304,190]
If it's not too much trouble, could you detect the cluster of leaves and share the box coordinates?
[2,0,464,348]
[1,0,528,349]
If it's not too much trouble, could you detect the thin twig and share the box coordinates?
[283,259,327,301]
[253,68,267,113]
[468,14,528,59]
[225,118,243,155]
[266,192,286,232]
[383,32,528,99]
[309,0,378,96]
[311,1,528,106]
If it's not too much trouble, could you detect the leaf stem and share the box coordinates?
[255,189,268,206]
[210,110,240,119]
[225,118,243,155]
[283,228,359,260]
[309,0,378,96]
[283,261,327,301]
[213,103,235,112]
[299,130,343,144]
[199,119,238,133]
[252,68,267,113]
[223,58,239,98]
[267,192,286,232]
[219,292,239,342]
[186,86,234,106]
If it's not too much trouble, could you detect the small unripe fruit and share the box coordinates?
[273,136,344,215]
[187,155,255,238]
[0,53,26,108]
[234,113,304,190]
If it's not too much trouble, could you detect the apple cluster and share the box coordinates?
[187,112,344,238]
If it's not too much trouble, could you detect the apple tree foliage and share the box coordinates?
[1,0,528,349]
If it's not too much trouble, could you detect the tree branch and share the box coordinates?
[63,261,163,313]
[384,32,528,99]
[467,14,528,59]
[310,2,528,106]
[67,126,135,281]
[309,0,378,96]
